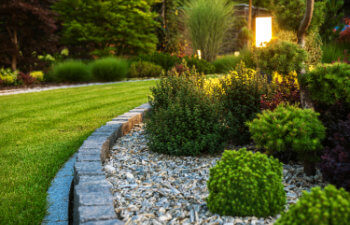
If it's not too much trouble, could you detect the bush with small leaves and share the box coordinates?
[300,63,350,105]
[247,104,325,174]
[274,185,350,225]
[184,56,215,74]
[90,57,129,81]
[207,148,286,217]
[129,61,164,78]
[146,72,224,156]
[138,52,180,71]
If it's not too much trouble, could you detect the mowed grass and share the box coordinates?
[0,80,156,225]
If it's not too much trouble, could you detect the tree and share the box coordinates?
[319,0,344,43]
[53,0,159,57]
[0,0,57,71]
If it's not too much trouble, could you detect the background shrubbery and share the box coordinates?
[49,60,92,83]
[90,57,129,82]
[129,61,164,78]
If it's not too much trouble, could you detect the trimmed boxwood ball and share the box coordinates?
[90,57,129,81]
[207,148,286,217]
[274,185,350,225]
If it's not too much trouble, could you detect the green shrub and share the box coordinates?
[129,61,164,78]
[146,72,224,156]
[0,68,18,85]
[213,54,241,73]
[50,60,92,82]
[275,185,350,225]
[138,52,180,71]
[218,62,269,144]
[90,57,129,82]
[255,40,307,76]
[183,0,234,61]
[301,63,350,105]
[184,57,215,74]
[322,42,350,63]
[247,104,325,156]
[207,148,286,217]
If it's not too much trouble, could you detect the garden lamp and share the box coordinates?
[255,17,272,47]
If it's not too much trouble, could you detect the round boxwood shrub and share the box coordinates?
[90,57,129,81]
[207,148,286,217]
[275,185,350,225]
[50,60,92,82]
[129,61,164,78]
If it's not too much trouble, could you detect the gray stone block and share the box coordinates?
[136,103,151,109]
[75,180,112,194]
[76,154,100,162]
[78,147,101,155]
[82,219,123,225]
[75,205,118,224]
[75,193,113,206]
[74,162,104,177]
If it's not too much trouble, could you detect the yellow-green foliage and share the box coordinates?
[207,148,286,217]
[247,104,325,154]
[30,71,44,81]
[275,185,350,225]
[0,68,18,85]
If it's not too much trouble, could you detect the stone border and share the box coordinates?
[73,103,151,225]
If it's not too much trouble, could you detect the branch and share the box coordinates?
[297,0,314,46]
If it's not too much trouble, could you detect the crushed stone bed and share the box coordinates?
[104,123,325,225]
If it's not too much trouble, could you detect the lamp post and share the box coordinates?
[255,17,272,47]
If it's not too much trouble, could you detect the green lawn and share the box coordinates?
[0,80,156,225]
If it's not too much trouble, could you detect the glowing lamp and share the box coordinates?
[255,17,272,47]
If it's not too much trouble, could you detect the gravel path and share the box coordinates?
[104,124,326,225]
[0,79,156,96]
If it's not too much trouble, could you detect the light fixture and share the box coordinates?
[255,17,272,47]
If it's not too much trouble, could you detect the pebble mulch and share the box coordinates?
[104,124,326,225]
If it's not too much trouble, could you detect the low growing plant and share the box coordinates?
[138,52,180,71]
[213,54,241,73]
[0,68,18,85]
[274,185,350,225]
[50,60,92,83]
[247,104,326,175]
[129,61,164,78]
[90,57,129,81]
[184,56,215,74]
[207,148,286,217]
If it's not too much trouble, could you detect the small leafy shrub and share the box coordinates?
[255,40,307,77]
[0,68,18,85]
[30,71,44,81]
[300,63,350,105]
[274,185,350,225]
[17,72,37,86]
[138,52,180,71]
[213,54,241,73]
[129,61,164,78]
[218,62,269,144]
[248,104,325,155]
[90,57,129,81]
[50,60,92,83]
[207,148,286,217]
[146,72,224,156]
[321,114,350,191]
[260,72,300,110]
[184,56,215,74]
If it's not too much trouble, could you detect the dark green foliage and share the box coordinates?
[53,0,158,57]
[301,63,350,105]
[322,42,350,63]
[213,55,241,73]
[129,61,164,78]
[138,52,180,71]
[320,0,344,43]
[184,57,215,74]
[247,104,325,156]
[207,148,286,217]
[146,73,224,156]
[90,57,129,82]
[272,0,326,33]
[50,60,92,83]
[218,63,268,144]
[274,185,350,225]
[255,40,307,76]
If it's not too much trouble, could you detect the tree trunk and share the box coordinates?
[247,0,252,47]
[7,27,18,71]
[298,0,315,109]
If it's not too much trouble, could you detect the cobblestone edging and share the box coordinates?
[73,103,151,225]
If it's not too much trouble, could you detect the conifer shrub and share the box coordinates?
[90,57,129,81]
[145,69,224,156]
[274,185,350,225]
[129,61,164,78]
[207,148,286,217]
